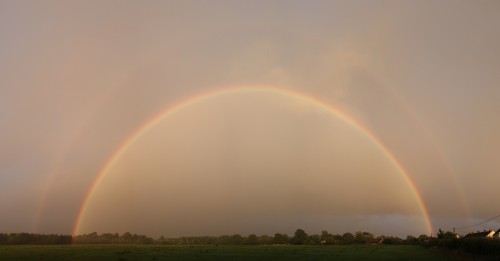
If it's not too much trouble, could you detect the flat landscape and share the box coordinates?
[2,2,499,261]
[0,245,447,261]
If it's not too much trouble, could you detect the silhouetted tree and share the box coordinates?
[308,234,321,245]
[342,232,354,244]
[354,231,374,244]
[320,230,336,245]
[230,234,243,245]
[246,234,258,245]
[272,233,289,244]
[418,234,429,242]
[258,235,273,245]
[406,235,417,244]
[291,229,308,245]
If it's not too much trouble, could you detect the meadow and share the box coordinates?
[0,244,448,261]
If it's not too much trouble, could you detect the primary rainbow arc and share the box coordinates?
[74,85,434,235]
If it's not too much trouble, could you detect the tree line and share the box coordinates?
[419,228,500,257]
[156,229,411,246]
[3,228,500,257]
[74,232,154,244]
[0,233,72,245]
[0,229,419,245]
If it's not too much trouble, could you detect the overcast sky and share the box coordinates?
[1,0,499,237]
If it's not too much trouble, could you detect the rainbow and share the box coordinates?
[73,85,434,235]
[352,65,468,218]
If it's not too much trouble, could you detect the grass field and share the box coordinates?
[0,244,449,261]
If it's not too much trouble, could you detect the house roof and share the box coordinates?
[463,231,495,238]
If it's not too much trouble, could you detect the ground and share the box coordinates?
[0,244,450,261]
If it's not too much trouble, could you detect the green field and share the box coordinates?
[0,244,449,261]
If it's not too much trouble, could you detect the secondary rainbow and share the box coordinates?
[73,85,434,235]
